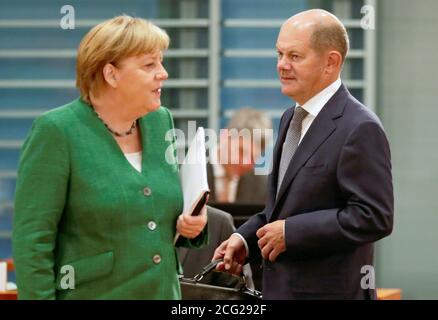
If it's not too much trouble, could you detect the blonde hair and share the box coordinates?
[76,15,170,103]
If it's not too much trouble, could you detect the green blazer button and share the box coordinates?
[147,221,157,231]
[153,254,162,264]
[143,187,152,196]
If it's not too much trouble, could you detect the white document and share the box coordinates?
[0,261,7,291]
[174,127,210,244]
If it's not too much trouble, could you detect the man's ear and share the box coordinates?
[102,63,118,88]
[326,50,343,75]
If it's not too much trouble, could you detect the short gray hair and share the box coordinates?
[310,21,350,64]
[227,108,272,150]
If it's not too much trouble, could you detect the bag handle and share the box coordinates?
[183,259,262,299]
[193,259,250,290]
[193,259,222,282]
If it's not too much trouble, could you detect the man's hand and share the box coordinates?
[176,205,207,239]
[256,220,286,262]
[212,234,247,275]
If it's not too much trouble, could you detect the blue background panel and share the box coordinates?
[0,238,12,258]
[0,88,79,109]
[0,118,34,140]
[0,0,159,20]
[0,149,20,171]
[0,28,87,50]
[344,58,364,80]
[222,57,278,79]
[0,206,13,233]
[221,87,292,110]
[0,58,76,80]
[222,28,279,49]
[348,29,364,50]
[0,177,16,202]
[222,0,308,19]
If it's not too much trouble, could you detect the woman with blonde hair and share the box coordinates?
[13,15,207,300]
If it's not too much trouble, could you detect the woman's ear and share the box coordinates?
[102,63,118,88]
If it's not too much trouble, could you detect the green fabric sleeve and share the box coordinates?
[13,115,70,299]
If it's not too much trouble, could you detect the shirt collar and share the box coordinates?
[212,160,226,178]
[211,145,241,181]
[296,77,342,117]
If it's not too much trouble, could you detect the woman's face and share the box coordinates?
[114,51,168,116]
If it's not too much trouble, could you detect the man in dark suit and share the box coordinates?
[178,206,254,289]
[213,9,394,300]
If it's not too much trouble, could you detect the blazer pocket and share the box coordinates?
[55,251,114,290]
[299,164,328,175]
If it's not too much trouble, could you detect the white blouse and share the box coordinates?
[124,151,142,173]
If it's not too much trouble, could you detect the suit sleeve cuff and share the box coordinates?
[233,232,249,258]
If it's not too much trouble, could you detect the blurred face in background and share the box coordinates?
[219,130,261,177]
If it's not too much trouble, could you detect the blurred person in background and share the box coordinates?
[207,108,272,205]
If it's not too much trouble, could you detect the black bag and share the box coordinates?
[179,259,262,300]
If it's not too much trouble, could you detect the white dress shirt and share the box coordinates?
[211,146,241,203]
[234,78,342,257]
[298,77,342,144]
[211,162,240,203]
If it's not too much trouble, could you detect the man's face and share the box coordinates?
[276,22,327,105]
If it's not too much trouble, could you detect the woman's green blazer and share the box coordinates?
[12,98,207,299]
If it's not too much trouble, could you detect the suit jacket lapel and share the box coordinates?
[271,84,349,218]
[264,108,294,221]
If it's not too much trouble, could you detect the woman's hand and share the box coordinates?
[176,205,208,239]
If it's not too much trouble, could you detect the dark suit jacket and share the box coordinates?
[177,206,254,289]
[207,164,267,205]
[237,84,394,300]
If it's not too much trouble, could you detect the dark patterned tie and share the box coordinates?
[277,106,309,195]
